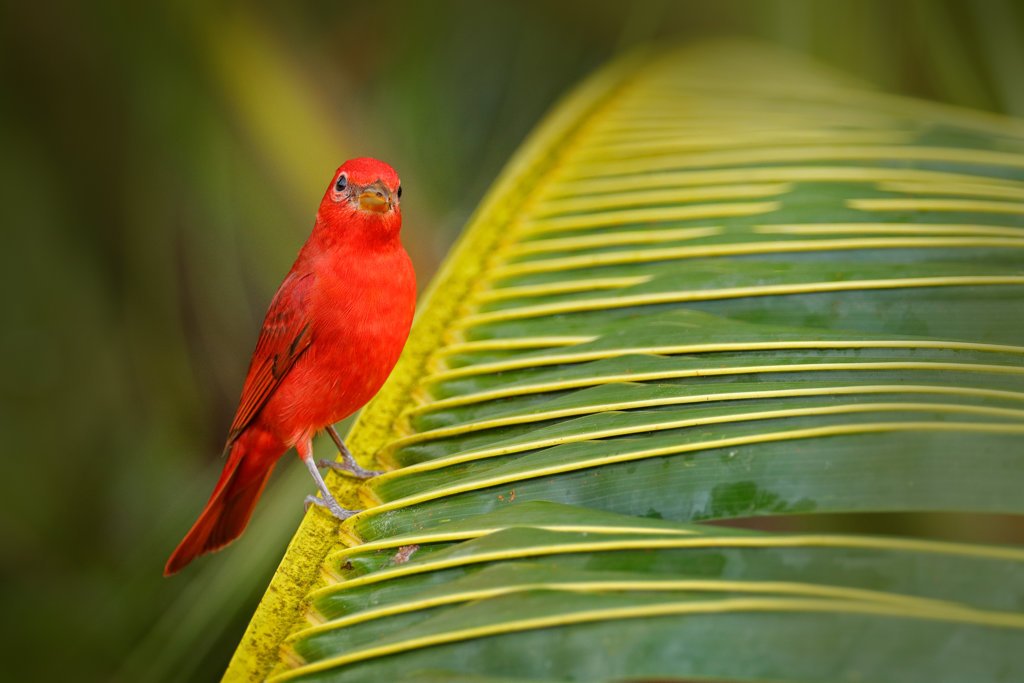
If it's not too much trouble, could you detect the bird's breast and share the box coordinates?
[272,245,416,440]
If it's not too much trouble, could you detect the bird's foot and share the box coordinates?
[317,457,383,480]
[324,425,384,479]
[304,494,358,521]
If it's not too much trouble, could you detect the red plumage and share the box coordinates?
[165,158,416,575]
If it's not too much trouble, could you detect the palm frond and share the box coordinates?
[228,42,1024,683]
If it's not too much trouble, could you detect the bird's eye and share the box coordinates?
[335,174,348,192]
[397,185,402,199]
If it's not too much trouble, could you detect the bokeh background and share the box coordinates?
[1,1,1022,681]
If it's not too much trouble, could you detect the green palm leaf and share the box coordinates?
[227,43,1024,682]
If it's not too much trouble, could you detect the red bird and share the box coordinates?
[165,158,416,575]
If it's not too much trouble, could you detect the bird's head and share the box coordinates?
[318,158,403,239]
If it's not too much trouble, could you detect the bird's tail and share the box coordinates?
[164,436,279,576]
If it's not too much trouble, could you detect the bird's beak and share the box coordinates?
[357,181,393,213]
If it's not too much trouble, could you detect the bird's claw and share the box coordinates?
[317,458,383,480]
[323,426,384,479]
[304,494,358,521]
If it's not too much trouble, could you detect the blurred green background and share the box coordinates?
[1,1,1021,681]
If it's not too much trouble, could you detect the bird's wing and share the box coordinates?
[225,271,315,446]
